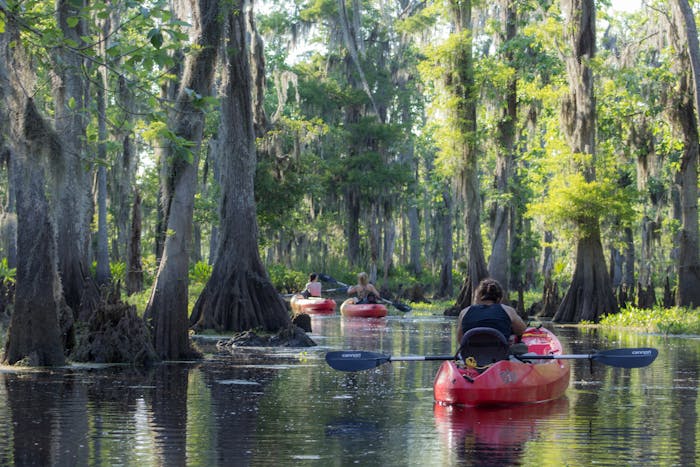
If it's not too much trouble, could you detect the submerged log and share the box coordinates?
[217,325,317,350]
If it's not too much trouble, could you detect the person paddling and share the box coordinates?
[301,273,322,299]
[456,278,526,343]
[347,272,381,304]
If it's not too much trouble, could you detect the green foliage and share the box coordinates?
[409,299,453,317]
[189,261,212,285]
[110,262,126,283]
[0,258,16,285]
[267,265,307,294]
[599,305,700,335]
[528,172,636,239]
[140,121,196,164]
[125,289,151,316]
[300,0,337,22]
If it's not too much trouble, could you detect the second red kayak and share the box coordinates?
[290,295,337,315]
[433,327,570,406]
[340,299,388,318]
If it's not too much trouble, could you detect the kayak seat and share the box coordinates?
[457,327,510,368]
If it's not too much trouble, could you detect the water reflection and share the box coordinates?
[434,398,569,466]
[0,317,695,465]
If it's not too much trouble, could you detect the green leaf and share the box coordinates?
[148,28,163,49]
[67,17,80,28]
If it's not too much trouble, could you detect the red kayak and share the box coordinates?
[433,327,570,406]
[340,299,388,318]
[290,295,336,315]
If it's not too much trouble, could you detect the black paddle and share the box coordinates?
[326,350,454,371]
[519,347,659,368]
[325,347,659,372]
[318,274,412,312]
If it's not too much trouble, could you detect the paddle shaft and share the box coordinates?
[326,347,658,371]
[389,355,454,362]
[526,354,600,360]
[518,347,658,368]
[319,273,412,312]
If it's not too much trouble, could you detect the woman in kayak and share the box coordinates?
[301,273,323,298]
[347,272,381,304]
[456,278,527,342]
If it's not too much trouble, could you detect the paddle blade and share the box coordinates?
[318,273,338,284]
[392,301,412,312]
[592,348,658,368]
[325,350,391,372]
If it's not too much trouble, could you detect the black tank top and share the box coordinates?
[460,303,512,340]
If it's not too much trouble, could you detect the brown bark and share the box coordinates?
[553,235,617,323]
[436,187,453,299]
[488,0,517,293]
[52,0,96,319]
[555,0,617,322]
[449,0,489,307]
[669,3,700,307]
[126,192,143,295]
[0,18,66,366]
[145,0,223,359]
[188,0,290,332]
[346,186,361,266]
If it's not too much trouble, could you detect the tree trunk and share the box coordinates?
[670,1,700,307]
[189,0,290,332]
[488,0,517,294]
[408,204,422,274]
[674,0,700,117]
[540,231,559,318]
[554,234,617,322]
[623,226,635,288]
[436,187,453,298]
[126,192,144,295]
[609,245,622,289]
[555,0,617,322]
[346,186,361,266]
[0,17,67,366]
[111,75,138,263]
[369,203,380,280]
[382,216,396,285]
[4,105,66,365]
[52,0,96,319]
[449,0,489,306]
[145,0,223,359]
[629,117,656,292]
[95,54,111,286]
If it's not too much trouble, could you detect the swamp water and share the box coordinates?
[0,313,694,466]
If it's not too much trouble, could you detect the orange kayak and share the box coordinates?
[290,295,336,315]
[433,327,570,406]
[340,299,388,318]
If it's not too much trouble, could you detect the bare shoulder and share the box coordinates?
[457,306,470,320]
[502,304,518,316]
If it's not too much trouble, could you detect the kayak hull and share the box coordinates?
[290,295,336,315]
[340,299,388,318]
[433,327,570,406]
